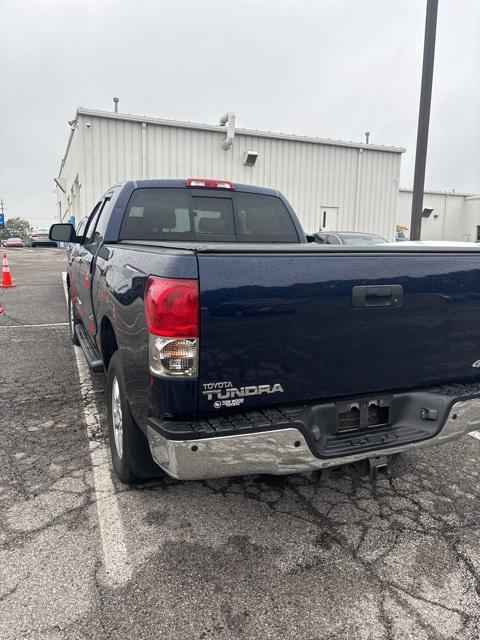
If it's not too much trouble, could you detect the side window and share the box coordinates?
[76,217,88,238]
[83,202,104,248]
[90,197,112,245]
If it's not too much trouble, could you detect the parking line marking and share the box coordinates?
[62,272,132,587]
[0,323,69,328]
[469,431,480,440]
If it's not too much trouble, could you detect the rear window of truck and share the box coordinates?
[119,188,299,243]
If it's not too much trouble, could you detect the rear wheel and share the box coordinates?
[106,351,163,484]
[68,290,80,345]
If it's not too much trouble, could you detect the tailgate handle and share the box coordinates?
[352,285,403,308]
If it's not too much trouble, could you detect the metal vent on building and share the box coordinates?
[243,151,258,166]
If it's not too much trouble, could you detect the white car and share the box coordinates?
[29,228,56,247]
[396,240,478,248]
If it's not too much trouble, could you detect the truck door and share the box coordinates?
[74,200,107,335]
[68,216,88,303]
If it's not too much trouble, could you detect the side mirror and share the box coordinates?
[49,223,78,243]
[305,234,316,243]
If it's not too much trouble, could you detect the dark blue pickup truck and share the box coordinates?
[50,178,480,483]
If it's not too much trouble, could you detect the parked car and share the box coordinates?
[50,178,480,484]
[2,237,24,248]
[28,228,56,247]
[394,240,477,247]
[311,231,389,246]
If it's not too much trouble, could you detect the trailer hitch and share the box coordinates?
[368,455,390,483]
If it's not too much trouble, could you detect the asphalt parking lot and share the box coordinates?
[1,248,480,639]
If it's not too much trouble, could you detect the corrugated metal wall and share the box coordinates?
[397,189,474,241]
[58,112,403,239]
[462,197,480,241]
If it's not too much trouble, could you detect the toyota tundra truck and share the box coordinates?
[50,178,480,483]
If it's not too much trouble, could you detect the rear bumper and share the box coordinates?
[147,391,480,481]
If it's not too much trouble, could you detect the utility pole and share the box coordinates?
[410,0,439,240]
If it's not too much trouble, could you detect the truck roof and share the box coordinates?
[106,179,281,198]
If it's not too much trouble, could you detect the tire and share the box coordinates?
[68,290,80,345]
[106,351,163,484]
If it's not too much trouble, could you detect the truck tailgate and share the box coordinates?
[198,251,480,412]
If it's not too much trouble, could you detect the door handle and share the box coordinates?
[352,285,403,308]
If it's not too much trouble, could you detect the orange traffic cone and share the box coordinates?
[0,253,16,288]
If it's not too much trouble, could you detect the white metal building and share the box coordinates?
[463,196,480,241]
[397,189,480,241]
[55,108,405,239]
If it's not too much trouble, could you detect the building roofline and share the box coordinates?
[75,107,406,154]
[400,187,479,197]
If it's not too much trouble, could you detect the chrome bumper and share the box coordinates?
[147,397,480,481]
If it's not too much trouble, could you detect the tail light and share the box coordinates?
[145,277,199,378]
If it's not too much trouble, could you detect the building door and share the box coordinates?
[476,226,480,242]
[318,206,339,231]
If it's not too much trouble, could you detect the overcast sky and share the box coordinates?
[0,0,479,227]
